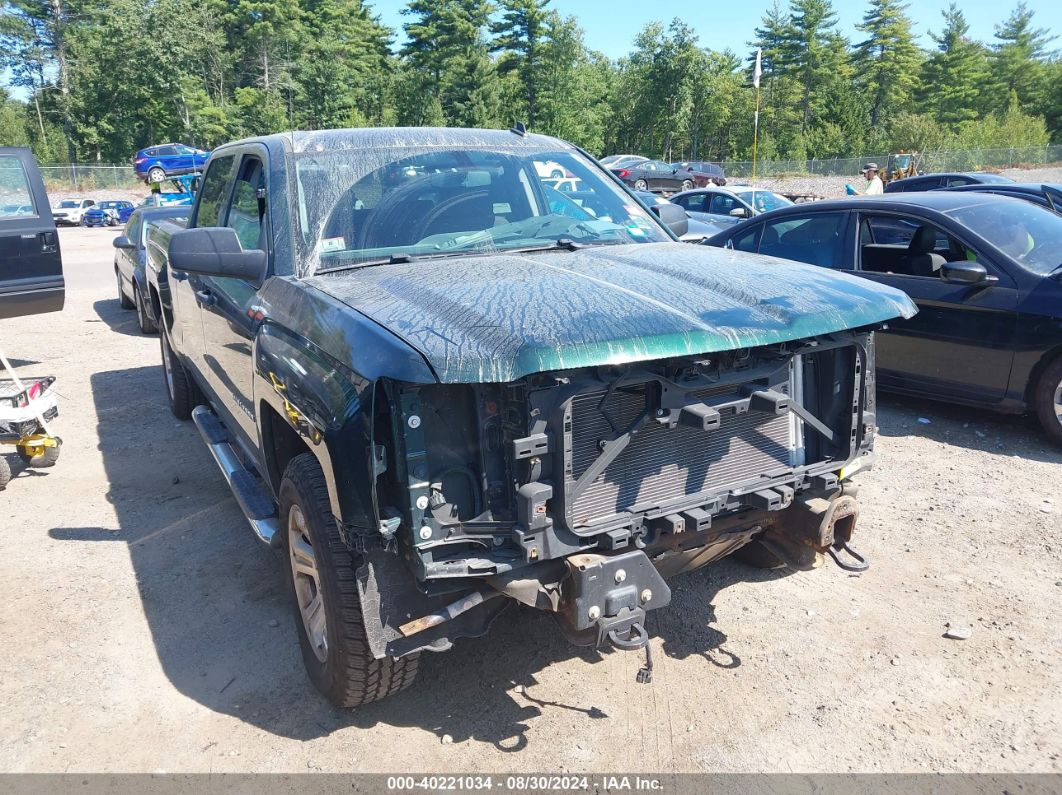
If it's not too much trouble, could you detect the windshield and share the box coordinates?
[99,201,120,209]
[733,190,792,213]
[57,199,80,208]
[292,144,670,274]
[945,198,1062,275]
[974,173,1013,184]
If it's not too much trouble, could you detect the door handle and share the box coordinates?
[38,231,57,252]
[195,289,216,308]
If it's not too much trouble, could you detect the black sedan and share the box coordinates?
[938,182,1061,214]
[884,171,1013,193]
[610,160,697,193]
[113,206,189,333]
[704,192,1062,442]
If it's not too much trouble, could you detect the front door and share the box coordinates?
[198,152,269,450]
[853,212,1018,403]
[169,153,238,373]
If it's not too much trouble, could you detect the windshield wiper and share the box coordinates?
[497,238,585,255]
[317,252,418,274]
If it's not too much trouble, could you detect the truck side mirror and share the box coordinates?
[649,203,688,238]
[112,235,134,249]
[169,227,266,282]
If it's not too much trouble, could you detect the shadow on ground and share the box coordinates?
[93,297,147,338]
[876,393,1062,464]
[47,363,788,749]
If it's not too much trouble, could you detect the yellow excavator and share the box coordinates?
[881,151,921,187]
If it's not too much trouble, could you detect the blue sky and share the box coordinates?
[370,0,1061,58]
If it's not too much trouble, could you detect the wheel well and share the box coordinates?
[148,283,162,320]
[261,404,309,495]
[1025,345,1062,405]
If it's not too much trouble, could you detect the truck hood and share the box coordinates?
[303,242,916,383]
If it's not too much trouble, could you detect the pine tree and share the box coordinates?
[490,0,550,127]
[990,2,1057,114]
[918,4,990,127]
[854,0,922,127]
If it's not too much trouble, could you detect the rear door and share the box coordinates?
[0,147,63,319]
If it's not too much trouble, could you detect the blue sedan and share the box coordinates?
[133,143,209,183]
[82,200,135,227]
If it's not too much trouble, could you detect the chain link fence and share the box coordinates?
[720,144,1062,179]
[38,163,141,191]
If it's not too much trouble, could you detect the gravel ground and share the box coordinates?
[742,165,1062,198]
[0,227,1059,774]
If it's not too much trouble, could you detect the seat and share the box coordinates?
[903,226,946,277]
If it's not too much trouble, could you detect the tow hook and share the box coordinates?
[598,609,654,683]
[563,550,670,684]
[827,540,869,572]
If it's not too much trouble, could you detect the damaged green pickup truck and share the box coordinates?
[149,127,916,706]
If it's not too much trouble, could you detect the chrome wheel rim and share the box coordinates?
[1053,377,1062,426]
[288,505,327,663]
[149,168,165,183]
[161,333,175,400]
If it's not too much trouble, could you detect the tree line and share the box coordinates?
[0,0,1058,165]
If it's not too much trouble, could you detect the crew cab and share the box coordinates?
[147,127,915,707]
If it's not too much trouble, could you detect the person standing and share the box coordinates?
[861,163,884,195]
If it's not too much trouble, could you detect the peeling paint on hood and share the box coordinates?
[304,242,917,383]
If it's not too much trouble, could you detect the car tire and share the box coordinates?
[634,179,648,191]
[550,169,564,179]
[280,453,419,707]
[1033,356,1062,445]
[117,271,135,309]
[160,329,202,420]
[681,180,693,191]
[135,286,158,334]
[147,166,166,184]
[732,538,786,569]
[18,439,61,468]
[0,455,11,491]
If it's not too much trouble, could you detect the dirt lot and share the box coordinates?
[0,227,1059,774]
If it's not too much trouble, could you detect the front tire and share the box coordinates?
[0,456,10,491]
[160,329,201,420]
[280,453,419,707]
[1033,356,1062,445]
[681,179,693,191]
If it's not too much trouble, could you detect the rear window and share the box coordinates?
[0,155,37,218]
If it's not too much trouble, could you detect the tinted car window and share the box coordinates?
[731,225,760,252]
[157,146,177,157]
[759,212,847,268]
[708,194,739,215]
[195,155,237,227]
[226,157,265,251]
[945,176,973,187]
[0,155,37,217]
[674,193,707,212]
[125,213,143,247]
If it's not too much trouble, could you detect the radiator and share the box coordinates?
[568,383,793,527]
